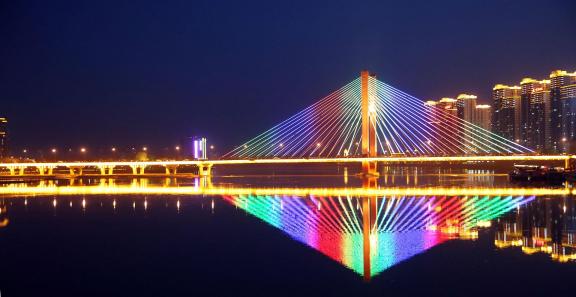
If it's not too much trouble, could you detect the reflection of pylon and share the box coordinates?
[361,70,378,176]
[362,176,378,281]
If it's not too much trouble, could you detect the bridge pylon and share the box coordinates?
[361,70,378,176]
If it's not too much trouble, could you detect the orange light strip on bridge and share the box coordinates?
[0,155,573,168]
[0,184,572,197]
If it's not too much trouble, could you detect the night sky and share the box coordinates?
[1,0,575,153]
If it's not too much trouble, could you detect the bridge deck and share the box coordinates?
[0,155,573,167]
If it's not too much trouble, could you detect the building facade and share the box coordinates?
[550,70,576,152]
[456,94,477,123]
[0,117,7,159]
[520,78,551,152]
[474,105,491,131]
[492,84,521,142]
[561,82,576,151]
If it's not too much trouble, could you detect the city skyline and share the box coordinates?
[2,67,575,157]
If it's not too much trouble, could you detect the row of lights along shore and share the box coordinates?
[13,139,215,160]
[21,145,214,153]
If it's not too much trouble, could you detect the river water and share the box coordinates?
[0,166,575,296]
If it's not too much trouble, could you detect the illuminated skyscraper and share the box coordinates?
[456,94,477,123]
[0,117,7,159]
[474,105,491,131]
[492,84,521,142]
[550,70,576,152]
[521,78,550,152]
[561,80,576,151]
[436,97,458,118]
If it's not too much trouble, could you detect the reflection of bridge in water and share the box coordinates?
[222,193,535,280]
[2,177,573,280]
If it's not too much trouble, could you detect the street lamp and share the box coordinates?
[51,148,57,153]
[80,147,86,153]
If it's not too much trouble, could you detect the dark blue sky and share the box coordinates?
[1,0,575,152]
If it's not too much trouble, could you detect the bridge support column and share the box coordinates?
[164,165,178,175]
[7,167,15,176]
[565,157,574,170]
[130,165,146,175]
[198,164,213,177]
[18,167,25,175]
[68,166,84,176]
[98,166,114,175]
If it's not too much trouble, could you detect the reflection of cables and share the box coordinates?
[221,194,535,277]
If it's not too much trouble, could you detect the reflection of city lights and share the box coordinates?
[0,184,571,197]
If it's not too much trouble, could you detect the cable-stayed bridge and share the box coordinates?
[0,71,574,177]
[225,71,531,159]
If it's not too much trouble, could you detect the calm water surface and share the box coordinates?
[1,167,575,296]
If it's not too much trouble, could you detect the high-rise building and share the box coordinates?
[474,105,491,131]
[521,78,551,152]
[456,94,477,123]
[550,70,576,152]
[492,84,521,142]
[561,77,576,151]
[0,117,7,159]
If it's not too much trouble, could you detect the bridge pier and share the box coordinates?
[164,165,178,175]
[130,165,146,175]
[198,164,213,176]
[98,165,115,175]
[37,166,54,176]
[7,167,16,176]
[565,157,574,170]
[362,161,379,177]
[68,166,84,176]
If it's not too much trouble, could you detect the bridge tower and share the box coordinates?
[361,70,378,176]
